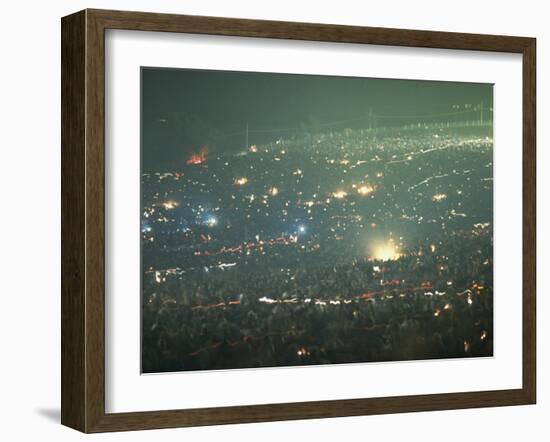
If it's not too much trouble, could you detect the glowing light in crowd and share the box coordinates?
[249,145,258,153]
[217,262,237,269]
[432,193,448,202]
[332,190,348,199]
[298,225,306,234]
[155,271,165,284]
[206,216,218,227]
[376,171,384,178]
[357,184,374,196]
[268,186,279,196]
[259,296,277,304]
[480,330,487,341]
[473,222,491,229]
[372,240,402,261]
[234,176,249,186]
[186,147,208,165]
[162,201,178,210]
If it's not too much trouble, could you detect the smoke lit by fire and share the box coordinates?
[186,147,208,165]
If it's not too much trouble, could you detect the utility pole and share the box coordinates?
[245,121,249,150]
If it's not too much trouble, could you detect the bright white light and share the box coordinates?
[357,184,374,196]
[217,262,237,269]
[432,193,447,202]
[332,190,347,199]
[298,225,306,233]
[372,241,401,261]
[206,216,218,227]
[258,296,277,304]
[233,176,248,186]
[162,201,178,210]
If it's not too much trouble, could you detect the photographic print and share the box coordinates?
[140,68,494,374]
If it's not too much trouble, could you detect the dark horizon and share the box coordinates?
[141,67,493,171]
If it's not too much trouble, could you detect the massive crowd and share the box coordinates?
[141,123,494,373]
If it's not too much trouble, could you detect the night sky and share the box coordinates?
[141,67,493,171]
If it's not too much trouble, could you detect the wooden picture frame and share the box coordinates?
[61,8,536,433]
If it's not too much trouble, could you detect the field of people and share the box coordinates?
[141,124,494,373]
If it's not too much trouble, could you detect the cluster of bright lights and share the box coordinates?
[268,186,279,196]
[432,193,448,202]
[162,201,178,210]
[332,190,348,199]
[371,240,402,261]
[234,176,249,186]
[473,222,491,229]
[258,296,277,304]
[357,184,374,196]
[205,216,218,227]
[154,271,165,284]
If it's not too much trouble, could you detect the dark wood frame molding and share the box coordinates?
[61,8,536,433]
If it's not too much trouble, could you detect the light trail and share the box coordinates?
[408,174,449,191]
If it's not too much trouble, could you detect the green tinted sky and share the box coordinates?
[142,68,492,170]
